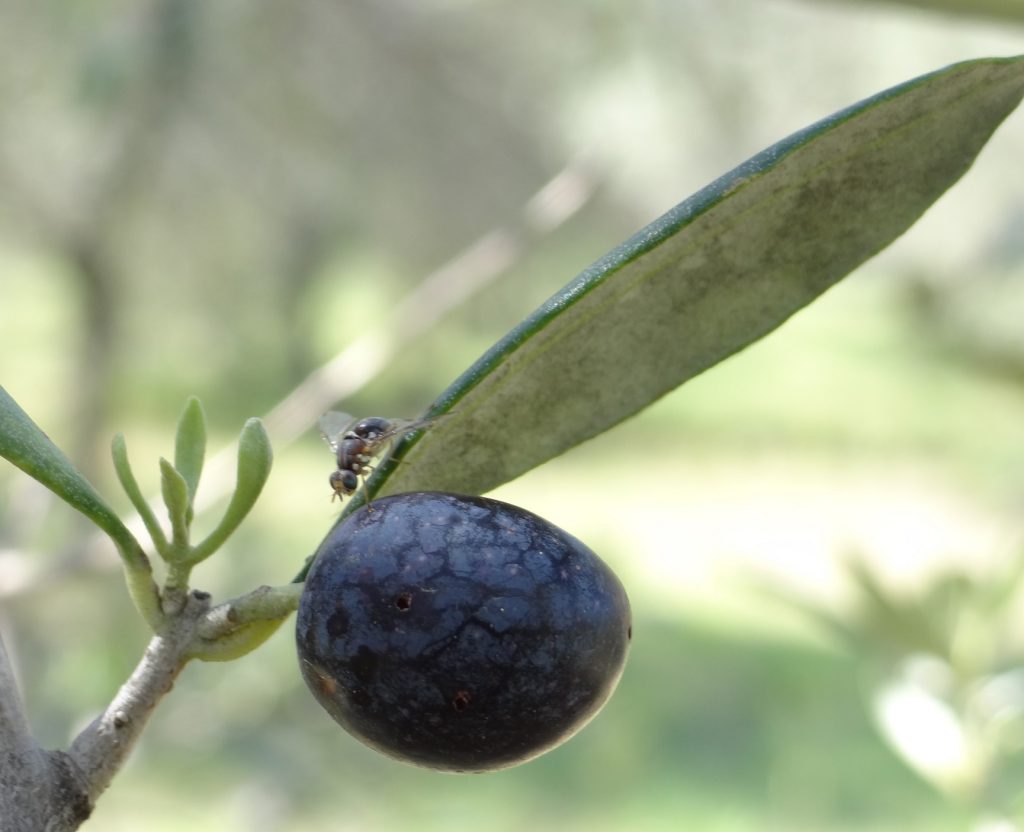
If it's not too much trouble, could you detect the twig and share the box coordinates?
[67,592,209,805]
[0,595,208,828]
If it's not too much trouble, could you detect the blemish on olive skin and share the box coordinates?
[451,690,472,712]
[326,608,349,638]
[304,662,339,697]
[394,592,413,611]
[351,645,380,683]
[627,625,632,640]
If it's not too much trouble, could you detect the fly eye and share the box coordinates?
[330,470,360,494]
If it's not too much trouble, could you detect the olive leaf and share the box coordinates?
[111,433,169,553]
[159,458,191,550]
[0,386,146,568]
[173,396,206,518]
[0,386,163,628]
[815,0,1024,24]
[372,56,1024,501]
[187,418,272,565]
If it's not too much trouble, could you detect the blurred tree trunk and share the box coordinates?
[57,0,196,476]
[66,240,118,480]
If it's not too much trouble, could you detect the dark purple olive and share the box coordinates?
[296,492,631,772]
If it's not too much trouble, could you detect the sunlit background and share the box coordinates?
[2,1,1024,829]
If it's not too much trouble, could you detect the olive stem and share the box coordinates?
[0,578,286,827]
[161,560,193,616]
[68,591,209,806]
[119,550,166,633]
[196,583,303,640]
[187,583,302,661]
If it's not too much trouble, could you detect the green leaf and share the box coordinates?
[0,386,144,565]
[0,387,164,630]
[187,619,287,663]
[111,433,169,554]
[373,56,1024,500]
[187,418,272,565]
[159,458,191,551]
[173,396,206,518]
[820,0,1024,25]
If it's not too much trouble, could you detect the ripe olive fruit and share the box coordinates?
[296,492,631,772]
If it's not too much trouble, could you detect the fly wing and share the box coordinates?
[318,411,358,451]
[378,414,443,443]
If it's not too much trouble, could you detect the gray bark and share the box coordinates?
[0,594,208,830]
[0,633,91,831]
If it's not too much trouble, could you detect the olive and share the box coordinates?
[296,492,631,772]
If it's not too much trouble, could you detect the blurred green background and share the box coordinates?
[2,1,1024,829]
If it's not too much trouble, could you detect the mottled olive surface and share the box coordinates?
[296,492,631,772]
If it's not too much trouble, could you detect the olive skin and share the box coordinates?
[296,492,631,772]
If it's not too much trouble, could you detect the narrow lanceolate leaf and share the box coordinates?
[159,458,191,550]
[374,56,1024,500]
[824,0,1024,25]
[188,418,272,565]
[111,433,169,553]
[173,396,206,515]
[0,386,146,567]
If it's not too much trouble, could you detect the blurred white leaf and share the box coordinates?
[873,656,977,795]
